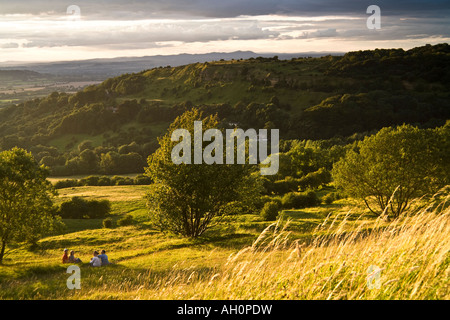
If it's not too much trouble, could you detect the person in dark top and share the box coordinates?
[97,250,110,266]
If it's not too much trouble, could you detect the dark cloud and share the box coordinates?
[1,0,449,18]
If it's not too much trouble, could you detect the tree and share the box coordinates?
[78,149,99,174]
[145,109,262,237]
[260,201,280,221]
[100,151,121,174]
[332,124,449,219]
[0,148,59,263]
[78,140,94,152]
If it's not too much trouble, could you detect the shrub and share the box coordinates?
[54,179,79,189]
[257,195,282,210]
[88,200,111,219]
[297,168,332,191]
[117,214,134,226]
[111,176,135,186]
[98,176,112,186]
[78,140,94,152]
[58,197,88,219]
[117,177,134,185]
[323,193,335,205]
[260,201,281,221]
[134,174,152,185]
[110,176,123,185]
[79,175,100,186]
[322,192,342,205]
[102,217,113,228]
[263,176,301,195]
[58,197,111,219]
[281,191,320,209]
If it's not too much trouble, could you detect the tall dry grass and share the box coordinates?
[116,194,449,300]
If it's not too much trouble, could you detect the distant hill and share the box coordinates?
[0,43,448,176]
[1,51,344,79]
[0,69,51,81]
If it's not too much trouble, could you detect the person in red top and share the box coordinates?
[62,249,70,263]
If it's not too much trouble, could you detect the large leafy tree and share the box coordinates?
[332,124,449,219]
[0,148,59,263]
[145,109,262,237]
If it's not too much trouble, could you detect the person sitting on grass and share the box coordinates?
[89,251,102,267]
[98,250,110,266]
[62,249,70,264]
[68,250,82,264]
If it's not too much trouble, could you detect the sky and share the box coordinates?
[0,0,449,63]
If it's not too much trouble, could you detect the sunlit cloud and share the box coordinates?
[0,1,449,63]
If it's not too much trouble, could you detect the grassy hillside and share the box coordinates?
[0,184,447,300]
[0,44,449,177]
[0,44,448,300]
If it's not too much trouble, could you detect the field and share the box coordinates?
[0,78,103,108]
[0,184,448,300]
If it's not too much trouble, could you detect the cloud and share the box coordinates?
[4,18,278,49]
[299,28,339,39]
[1,12,448,50]
[0,1,449,63]
[0,42,20,49]
[1,0,449,18]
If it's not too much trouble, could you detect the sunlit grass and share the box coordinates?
[55,185,148,203]
[0,185,447,300]
[122,200,449,300]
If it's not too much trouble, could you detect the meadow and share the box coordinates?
[0,184,448,300]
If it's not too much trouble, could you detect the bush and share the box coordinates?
[134,174,152,185]
[260,201,281,221]
[281,191,320,209]
[297,168,332,191]
[117,214,133,226]
[102,217,114,228]
[111,176,134,186]
[117,177,135,185]
[263,176,301,195]
[98,176,112,186]
[79,175,100,186]
[323,193,335,205]
[256,195,282,210]
[54,179,79,189]
[322,192,342,205]
[88,200,111,218]
[58,197,111,219]
[59,197,87,219]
